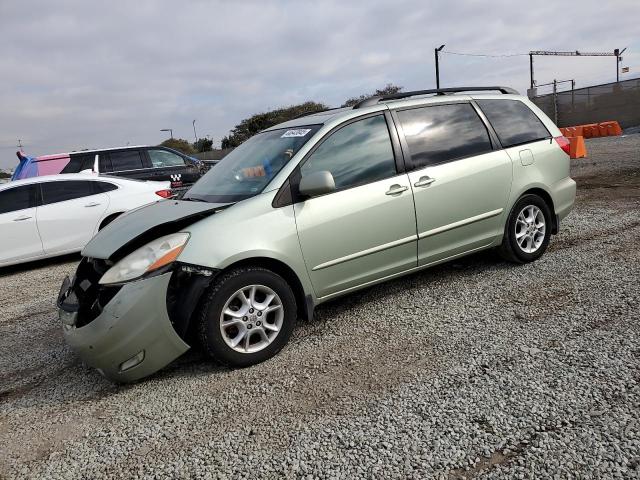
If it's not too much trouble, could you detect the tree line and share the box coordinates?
[161,84,402,154]
[159,137,213,155]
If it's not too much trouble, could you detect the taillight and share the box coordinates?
[155,189,174,198]
[554,136,571,156]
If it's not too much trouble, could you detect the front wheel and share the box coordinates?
[499,194,552,263]
[197,267,297,367]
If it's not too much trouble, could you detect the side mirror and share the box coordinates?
[299,170,336,197]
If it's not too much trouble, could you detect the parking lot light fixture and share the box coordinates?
[160,128,173,139]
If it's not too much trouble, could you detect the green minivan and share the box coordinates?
[58,87,576,382]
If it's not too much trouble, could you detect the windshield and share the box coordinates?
[184,125,321,203]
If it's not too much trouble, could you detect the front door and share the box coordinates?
[394,102,512,265]
[293,114,417,298]
[145,148,201,188]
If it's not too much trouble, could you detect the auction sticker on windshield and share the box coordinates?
[281,129,311,138]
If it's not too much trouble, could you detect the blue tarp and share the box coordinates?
[11,153,36,181]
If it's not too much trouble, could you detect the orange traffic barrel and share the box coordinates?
[569,135,587,159]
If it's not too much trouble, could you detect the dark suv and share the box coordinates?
[13,145,203,190]
[66,146,203,189]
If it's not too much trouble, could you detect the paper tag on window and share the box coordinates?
[281,129,311,138]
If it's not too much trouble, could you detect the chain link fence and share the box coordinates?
[531,78,640,128]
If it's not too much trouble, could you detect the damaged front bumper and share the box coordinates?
[58,259,213,382]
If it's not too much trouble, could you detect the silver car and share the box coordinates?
[57,86,576,382]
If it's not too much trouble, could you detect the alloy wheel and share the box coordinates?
[515,205,546,253]
[219,284,284,353]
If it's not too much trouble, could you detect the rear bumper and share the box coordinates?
[59,272,189,382]
[551,176,577,224]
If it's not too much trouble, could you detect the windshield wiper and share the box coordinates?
[182,196,207,202]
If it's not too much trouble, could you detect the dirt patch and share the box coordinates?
[0,416,94,471]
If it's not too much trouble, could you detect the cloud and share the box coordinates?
[0,0,638,169]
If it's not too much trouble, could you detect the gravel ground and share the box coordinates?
[1,134,639,479]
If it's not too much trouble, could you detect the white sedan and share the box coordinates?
[0,174,173,267]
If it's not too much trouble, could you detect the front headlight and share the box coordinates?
[99,233,190,285]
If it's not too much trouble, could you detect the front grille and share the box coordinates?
[73,258,122,328]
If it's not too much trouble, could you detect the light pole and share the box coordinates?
[160,128,173,139]
[192,120,198,142]
[435,44,445,89]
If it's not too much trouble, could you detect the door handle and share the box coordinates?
[84,202,101,207]
[13,215,32,221]
[414,176,436,187]
[385,184,408,195]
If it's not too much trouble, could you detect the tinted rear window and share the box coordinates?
[41,180,94,205]
[98,154,112,172]
[0,185,37,214]
[109,151,144,171]
[476,99,550,148]
[396,103,493,169]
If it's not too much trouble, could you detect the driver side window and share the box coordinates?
[148,149,186,168]
[300,115,396,190]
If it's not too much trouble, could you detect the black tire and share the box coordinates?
[499,194,552,264]
[197,267,297,368]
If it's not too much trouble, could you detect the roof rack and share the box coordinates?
[292,106,347,120]
[353,86,519,109]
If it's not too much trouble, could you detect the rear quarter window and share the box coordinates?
[476,99,550,148]
[93,181,118,193]
[61,154,94,173]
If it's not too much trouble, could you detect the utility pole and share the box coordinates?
[552,80,558,125]
[435,44,445,89]
[529,54,534,89]
[615,47,627,83]
[17,139,23,149]
[192,120,198,142]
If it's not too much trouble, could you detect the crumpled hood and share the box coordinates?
[82,200,231,260]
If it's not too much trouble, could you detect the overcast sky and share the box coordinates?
[1,0,638,169]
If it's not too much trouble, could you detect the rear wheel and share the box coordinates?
[198,267,297,367]
[499,194,552,263]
